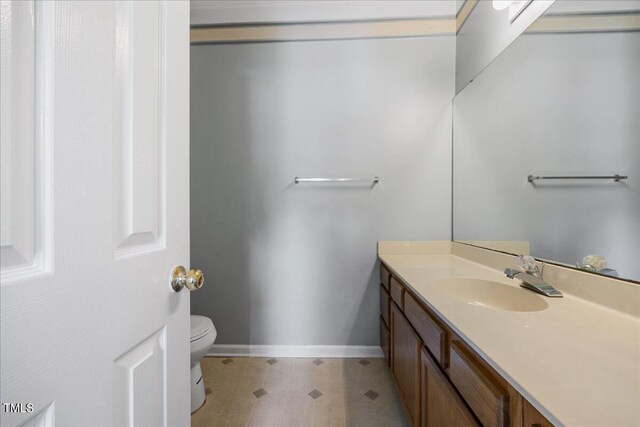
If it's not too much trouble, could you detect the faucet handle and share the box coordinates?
[516,255,538,273]
[516,255,544,278]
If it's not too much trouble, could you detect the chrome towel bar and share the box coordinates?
[528,174,628,183]
[294,177,379,184]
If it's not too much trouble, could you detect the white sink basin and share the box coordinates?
[433,278,549,312]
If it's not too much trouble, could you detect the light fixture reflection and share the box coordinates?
[492,0,514,11]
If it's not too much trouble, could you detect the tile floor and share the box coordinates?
[191,357,410,427]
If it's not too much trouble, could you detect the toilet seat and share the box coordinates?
[190,315,214,342]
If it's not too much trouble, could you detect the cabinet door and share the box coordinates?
[381,284,391,328]
[421,349,479,427]
[391,303,421,427]
[380,315,390,365]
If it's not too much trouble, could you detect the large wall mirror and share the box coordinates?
[453,0,640,282]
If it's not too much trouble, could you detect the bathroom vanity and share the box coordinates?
[378,241,640,427]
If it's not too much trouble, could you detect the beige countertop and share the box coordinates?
[379,241,640,427]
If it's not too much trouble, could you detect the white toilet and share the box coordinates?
[190,315,217,413]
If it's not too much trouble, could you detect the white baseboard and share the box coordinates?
[206,344,384,358]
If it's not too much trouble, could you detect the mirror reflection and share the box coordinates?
[453,0,640,281]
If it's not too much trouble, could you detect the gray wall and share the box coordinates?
[190,37,454,345]
[453,31,640,279]
[455,0,554,93]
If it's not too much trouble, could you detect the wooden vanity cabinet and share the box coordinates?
[380,261,553,427]
[391,302,422,427]
[380,284,391,365]
[422,348,479,427]
[380,264,391,365]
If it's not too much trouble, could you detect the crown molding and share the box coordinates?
[191,1,457,26]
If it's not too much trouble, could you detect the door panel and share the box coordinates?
[113,0,164,256]
[0,2,190,426]
[0,0,50,278]
[114,327,167,427]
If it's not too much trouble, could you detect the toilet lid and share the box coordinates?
[190,315,214,342]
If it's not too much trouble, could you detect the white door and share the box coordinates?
[1,1,191,426]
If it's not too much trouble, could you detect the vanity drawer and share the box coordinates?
[523,400,553,427]
[380,284,390,327]
[390,276,405,310]
[380,263,391,291]
[449,341,508,427]
[405,292,447,367]
[380,315,390,365]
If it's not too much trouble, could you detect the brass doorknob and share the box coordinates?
[170,266,205,292]
[185,269,204,291]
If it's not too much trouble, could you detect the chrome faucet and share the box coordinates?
[504,268,563,298]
